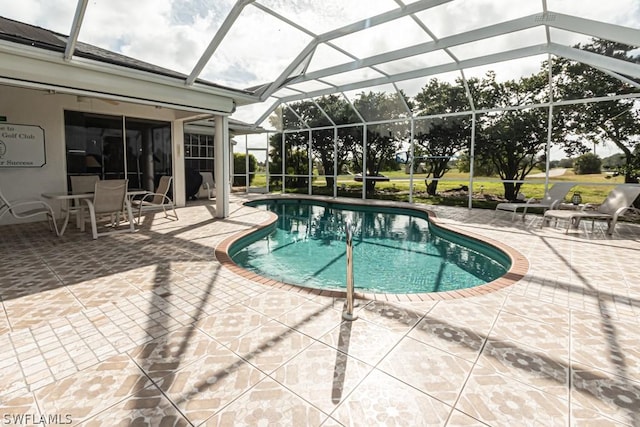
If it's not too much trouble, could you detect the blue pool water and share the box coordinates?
[230,199,510,294]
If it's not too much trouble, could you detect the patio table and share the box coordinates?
[42,190,147,236]
[42,192,93,236]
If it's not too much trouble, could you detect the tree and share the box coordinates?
[558,158,574,168]
[267,96,358,190]
[612,145,640,182]
[601,153,626,169]
[537,154,548,172]
[267,105,311,189]
[455,152,495,176]
[573,153,602,174]
[414,78,473,195]
[474,72,553,200]
[553,39,640,183]
[268,107,290,188]
[536,156,560,171]
[350,92,407,193]
[233,152,257,186]
[268,131,309,189]
[308,95,359,188]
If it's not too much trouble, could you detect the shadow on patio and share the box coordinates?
[1,199,639,425]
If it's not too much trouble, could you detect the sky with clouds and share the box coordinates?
[1,0,638,157]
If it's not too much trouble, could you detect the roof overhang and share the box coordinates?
[185,117,266,135]
[0,39,261,115]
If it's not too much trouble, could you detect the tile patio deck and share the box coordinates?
[1,195,639,426]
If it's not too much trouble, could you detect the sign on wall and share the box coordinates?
[0,123,46,168]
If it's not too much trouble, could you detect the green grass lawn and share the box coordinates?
[246,168,627,208]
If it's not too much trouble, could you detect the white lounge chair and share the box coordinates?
[495,182,575,221]
[542,185,640,234]
[83,179,136,239]
[0,186,60,235]
[200,172,216,200]
[131,175,178,224]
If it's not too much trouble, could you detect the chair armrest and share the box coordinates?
[581,203,597,211]
[613,206,632,219]
[11,198,47,206]
[157,194,174,205]
[628,207,640,216]
[137,193,173,205]
[142,193,156,202]
[524,198,538,205]
[137,192,160,203]
[10,199,52,211]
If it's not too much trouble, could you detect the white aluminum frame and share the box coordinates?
[5,0,639,214]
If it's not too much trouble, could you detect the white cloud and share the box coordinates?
[0,0,76,32]
[2,0,637,133]
[549,0,640,27]
[77,0,212,74]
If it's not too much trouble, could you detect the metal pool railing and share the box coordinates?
[343,219,358,321]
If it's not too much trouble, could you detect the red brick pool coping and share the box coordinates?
[215,196,529,302]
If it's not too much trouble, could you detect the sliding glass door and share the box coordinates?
[64,111,171,192]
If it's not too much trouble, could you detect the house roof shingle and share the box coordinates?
[0,15,255,96]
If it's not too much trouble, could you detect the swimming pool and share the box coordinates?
[229,199,511,294]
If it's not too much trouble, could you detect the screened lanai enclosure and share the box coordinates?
[4,0,639,209]
[216,0,640,207]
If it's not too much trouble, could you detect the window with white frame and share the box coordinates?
[184,133,214,172]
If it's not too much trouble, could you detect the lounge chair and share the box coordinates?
[495,182,575,221]
[83,179,136,239]
[0,186,60,235]
[200,172,216,200]
[542,185,640,234]
[131,175,178,224]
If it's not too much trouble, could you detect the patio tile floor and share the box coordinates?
[1,195,640,426]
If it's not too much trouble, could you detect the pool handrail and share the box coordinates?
[343,219,358,321]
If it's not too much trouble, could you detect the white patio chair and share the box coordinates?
[200,172,216,200]
[83,179,136,239]
[69,175,100,227]
[131,175,178,224]
[542,185,640,234]
[495,182,575,221]
[0,185,60,236]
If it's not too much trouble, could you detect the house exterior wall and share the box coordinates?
[0,85,188,225]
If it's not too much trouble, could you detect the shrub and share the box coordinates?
[573,153,602,175]
[456,152,495,176]
[233,153,258,186]
[558,158,574,168]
